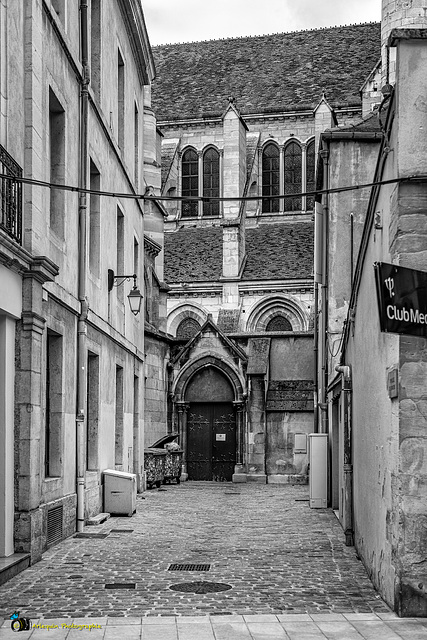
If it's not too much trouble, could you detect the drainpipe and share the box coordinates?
[335,364,353,546]
[76,0,89,533]
[319,148,329,434]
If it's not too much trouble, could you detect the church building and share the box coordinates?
[145,23,381,483]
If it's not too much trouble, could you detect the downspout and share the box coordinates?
[76,0,89,533]
[335,364,353,545]
[319,148,329,434]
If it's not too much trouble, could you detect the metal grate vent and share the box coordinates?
[47,505,63,546]
[74,533,108,539]
[169,581,232,594]
[105,583,136,590]
[168,564,210,572]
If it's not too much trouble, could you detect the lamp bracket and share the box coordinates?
[108,269,137,291]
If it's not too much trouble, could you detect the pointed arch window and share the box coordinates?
[203,147,220,217]
[262,143,280,213]
[182,148,198,217]
[284,141,302,211]
[306,140,315,211]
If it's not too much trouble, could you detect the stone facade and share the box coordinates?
[0,0,155,565]
[146,24,381,483]
[317,15,427,615]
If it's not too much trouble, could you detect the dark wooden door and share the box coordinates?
[187,403,236,481]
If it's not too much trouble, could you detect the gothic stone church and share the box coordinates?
[145,22,381,483]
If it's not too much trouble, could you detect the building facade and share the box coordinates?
[316,0,427,616]
[0,0,154,577]
[149,24,381,483]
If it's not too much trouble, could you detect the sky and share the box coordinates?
[143,0,381,46]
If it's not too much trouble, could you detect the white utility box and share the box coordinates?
[103,469,136,516]
[309,434,328,508]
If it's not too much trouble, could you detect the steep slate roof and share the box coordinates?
[151,23,381,121]
[164,222,313,283]
[164,226,223,282]
[243,222,314,280]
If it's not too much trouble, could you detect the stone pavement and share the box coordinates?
[1,482,427,638]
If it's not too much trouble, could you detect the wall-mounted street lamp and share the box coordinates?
[107,269,143,316]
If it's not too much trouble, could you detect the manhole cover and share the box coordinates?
[169,581,232,594]
[168,564,210,572]
[68,575,83,579]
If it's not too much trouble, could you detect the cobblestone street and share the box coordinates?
[0,483,391,619]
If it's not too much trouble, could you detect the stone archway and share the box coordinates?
[173,355,246,482]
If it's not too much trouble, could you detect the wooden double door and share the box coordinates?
[187,402,236,481]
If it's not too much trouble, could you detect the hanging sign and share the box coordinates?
[374,262,427,337]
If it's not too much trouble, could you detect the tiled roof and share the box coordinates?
[164,226,223,282]
[163,221,314,283]
[327,110,382,133]
[151,23,381,121]
[243,222,314,280]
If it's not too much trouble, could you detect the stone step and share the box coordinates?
[0,553,30,586]
[86,513,110,526]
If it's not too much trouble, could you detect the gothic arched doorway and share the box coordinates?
[185,367,236,481]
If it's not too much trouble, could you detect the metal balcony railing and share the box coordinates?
[0,144,22,244]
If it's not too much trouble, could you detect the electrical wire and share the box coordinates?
[1,172,426,203]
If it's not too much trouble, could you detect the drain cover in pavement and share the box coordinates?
[105,583,136,589]
[74,533,109,539]
[110,529,134,533]
[169,582,232,594]
[168,564,210,572]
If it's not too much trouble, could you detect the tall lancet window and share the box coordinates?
[203,147,220,216]
[284,141,302,211]
[262,143,280,213]
[306,140,316,211]
[182,148,199,217]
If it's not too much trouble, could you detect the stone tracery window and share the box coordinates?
[284,141,302,211]
[306,140,315,211]
[265,315,292,332]
[176,317,201,340]
[262,143,280,213]
[181,148,199,217]
[203,147,220,217]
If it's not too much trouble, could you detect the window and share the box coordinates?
[306,140,315,211]
[116,207,124,304]
[181,148,198,217]
[176,317,201,340]
[117,49,125,149]
[90,0,101,101]
[262,144,280,213]
[45,331,63,477]
[86,352,99,471]
[89,159,100,276]
[134,103,139,186]
[266,316,292,332]
[203,148,220,216]
[48,88,65,237]
[284,141,302,211]
[115,365,124,467]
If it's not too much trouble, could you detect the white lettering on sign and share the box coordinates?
[216,434,226,441]
[387,305,426,324]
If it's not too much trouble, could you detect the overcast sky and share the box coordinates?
[143,0,381,46]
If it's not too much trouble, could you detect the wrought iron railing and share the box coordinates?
[0,144,22,244]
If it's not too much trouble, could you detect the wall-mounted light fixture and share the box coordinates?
[107,269,143,316]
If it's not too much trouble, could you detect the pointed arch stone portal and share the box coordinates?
[174,355,246,482]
